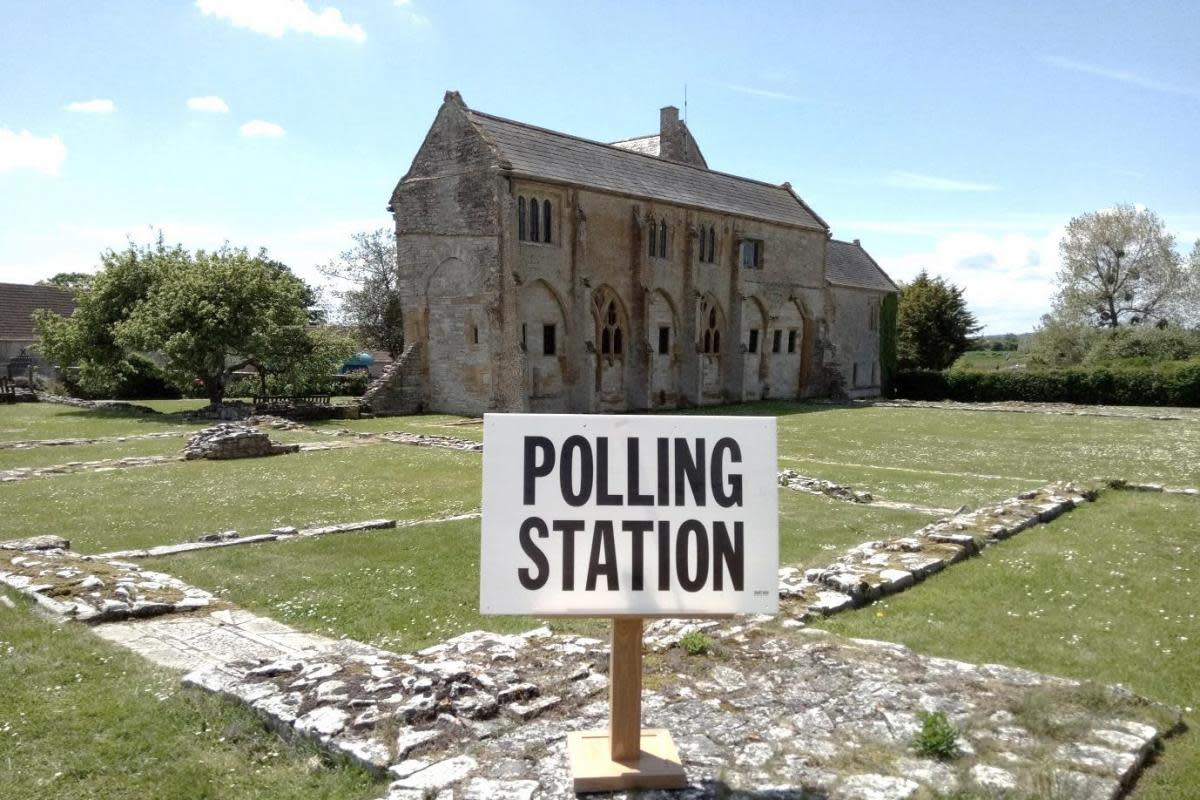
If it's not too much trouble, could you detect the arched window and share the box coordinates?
[700,301,722,354]
[707,227,716,262]
[648,217,657,258]
[659,220,668,259]
[595,294,625,361]
[518,197,526,241]
[529,198,540,242]
[698,226,707,262]
[542,199,552,243]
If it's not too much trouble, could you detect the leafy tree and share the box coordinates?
[37,271,94,293]
[879,293,898,395]
[35,237,341,405]
[1052,205,1192,328]
[896,270,981,370]
[319,229,405,358]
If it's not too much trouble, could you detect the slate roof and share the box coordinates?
[824,240,899,293]
[609,134,660,158]
[0,283,76,340]
[467,109,827,231]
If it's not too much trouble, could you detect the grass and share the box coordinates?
[728,400,1200,489]
[0,437,186,471]
[0,589,381,800]
[150,518,534,653]
[152,490,934,653]
[817,492,1200,798]
[0,443,481,553]
[308,413,485,441]
[777,490,933,565]
[0,403,198,442]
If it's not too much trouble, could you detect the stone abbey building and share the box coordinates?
[365,92,897,415]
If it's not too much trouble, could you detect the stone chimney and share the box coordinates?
[657,106,707,168]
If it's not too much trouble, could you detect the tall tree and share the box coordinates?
[35,237,341,405]
[896,270,981,370]
[1052,205,1188,328]
[37,271,94,293]
[319,229,405,358]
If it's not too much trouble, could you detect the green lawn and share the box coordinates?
[308,412,485,441]
[0,443,481,553]
[152,491,933,653]
[818,492,1200,799]
[0,437,186,471]
[0,588,381,800]
[0,403,198,442]
[717,400,1200,490]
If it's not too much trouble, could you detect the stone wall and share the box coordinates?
[829,285,887,399]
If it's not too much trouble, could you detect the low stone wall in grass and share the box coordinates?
[37,394,162,415]
[0,545,213,622]
[183,424,300,460]
[0,430,187,450]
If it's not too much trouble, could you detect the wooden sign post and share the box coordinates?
[481,414,778,793]
[566,617,688,792]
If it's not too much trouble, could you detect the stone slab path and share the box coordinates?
[92,607,365,673]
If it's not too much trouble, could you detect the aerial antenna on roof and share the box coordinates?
[683,84,689,158]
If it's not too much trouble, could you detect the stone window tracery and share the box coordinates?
[595,293,625,359]
[517,194,553,243]
[700,302,721,354]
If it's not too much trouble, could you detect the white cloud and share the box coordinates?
[64,98,115,113]
[393,0,431,26]
[0,128,67,176]
[1042,55,1200,100]
[717,83,804,103]
[239,120,285,138]
[884,171,997,193]
[877,227,1065,333]
[196,0,366,43]
[187,95,230,113]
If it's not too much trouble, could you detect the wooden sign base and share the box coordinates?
[566,618,687,793]
[567,729,686,792]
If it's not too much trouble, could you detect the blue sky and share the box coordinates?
[2,0,1197,333]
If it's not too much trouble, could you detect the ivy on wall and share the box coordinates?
[879,293,898,397]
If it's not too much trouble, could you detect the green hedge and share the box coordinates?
[893,361,1200,406]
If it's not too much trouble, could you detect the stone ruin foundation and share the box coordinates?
[183,423,300,460]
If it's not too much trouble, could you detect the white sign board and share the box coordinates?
[480,414,778,616]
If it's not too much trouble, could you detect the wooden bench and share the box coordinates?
[252,394,331,408]
[0,378,15,404]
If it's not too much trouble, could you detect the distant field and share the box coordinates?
[951,349,1028,371]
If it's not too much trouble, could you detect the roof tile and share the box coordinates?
[0,283,76,340]
[825,240,899,293]
[467,110,826,230]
